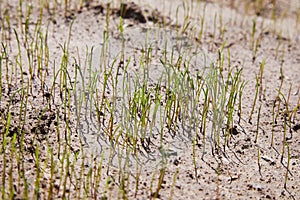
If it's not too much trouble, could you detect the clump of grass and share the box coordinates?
[204,54,244,154]
[206,63,226,153]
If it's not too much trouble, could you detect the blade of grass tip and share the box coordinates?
[18,0,24,33]
[257,147,262,177]
[118,4,125,66]
[251,19,256,51]
[277,90,293,170]
[60,147,69,199]
[275,30,282,60]
[252,33,261,62]
[84,155,94,199]
[17,83,28,135]
[210,12,217,51]
[76,152,86,199]
[47,148,55,200]
[249,75,259,124]
[169,168,179,200]
[286,84,293,135]
[192,138,198,183]
[284,142,290,190]
[149,165,158,197]
[281,114,287,165]
[13,29,24,86]
[15,132,22,191]
[9,133,17,199]
[238,80,247,124]
[216,162,221,200]
[149,78,163,139]
[93,153,104,199]
[1,43,10,90]
[291,88,300,124]
[219,12,225,39]
[103,175,113,200]
[283,142,295,200]
[34,143,41,199]
[20,129,29,199]
[227,48,231,71]
[197,4,206,46]
[175,4,180,38]
[201,93,210,159]
[122,153,131,199]
[153,166,166,199]
[274,68,285,124]
[258,60,265,101]
[0,54,3,102]
[271,99,276,147]
[24,3,33,48]
[134,155,141,198]
[254,104,262,143]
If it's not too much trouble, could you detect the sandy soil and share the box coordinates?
[0,0,300,199]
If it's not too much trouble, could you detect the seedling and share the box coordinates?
[258,60,265,101]
[169,169,179,200]
[254,104,262,143]
[197,5,206,45]
[251,19,256,51]
[152,165,166,198]
[249,75,259,124]
[257,147,262,177]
